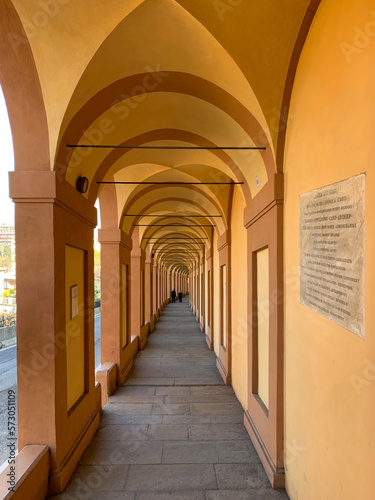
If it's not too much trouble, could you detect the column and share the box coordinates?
[216,230,231,385]
[157,262,162,312]
[190,265,195,311]
[244,173,284,488]
[153,260,159,320]
[199,256,205,332]
[205,248,214,350]
[131,246,147,349]
[195,260,200,322]
[167,269,171,302]
[99,228,134,385]
[10,171,101,494]
[145,252,155,332]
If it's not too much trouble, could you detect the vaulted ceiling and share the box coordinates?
[8,0,317,272]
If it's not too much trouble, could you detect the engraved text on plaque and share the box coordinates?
[299,174,365,338]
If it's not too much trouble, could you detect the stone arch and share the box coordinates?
[0,0,50,172]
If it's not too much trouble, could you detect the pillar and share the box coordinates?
[153,260,159,320]
[131,246,147,349]
[199,256,205,332]
[244,173,284,488]
[9,171,101,494]
[190,265,194,311]
[216,230,232,385]
[145,253,155,332]
[167,269,171,301]
[158,263,162,311]
[205,247,214,350]
[195,260,200,322]
[99,228,135,385]
[163,267,167,305]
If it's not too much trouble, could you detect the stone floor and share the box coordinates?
[49,297,289,500]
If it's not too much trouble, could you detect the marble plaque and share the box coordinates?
[299,174,365,338]
[70,284,79,319]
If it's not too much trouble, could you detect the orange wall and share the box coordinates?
[121,263,128,348]
[230,186,248,407]
[284,1,375,498]
[213,231,220,357]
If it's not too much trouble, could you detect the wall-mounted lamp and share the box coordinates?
[76,176,89,194]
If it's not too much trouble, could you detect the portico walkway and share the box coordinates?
[50,298,289,499]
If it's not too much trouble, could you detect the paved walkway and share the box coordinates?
[50,297,289,499]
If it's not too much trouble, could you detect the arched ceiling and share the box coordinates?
[9,0,316,272]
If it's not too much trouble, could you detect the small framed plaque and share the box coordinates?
[70,285,79,319]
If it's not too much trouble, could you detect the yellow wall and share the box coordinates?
[257,247,269,410]
[284,1,375,498]
[230,187,248,408]
[65,245,85,410]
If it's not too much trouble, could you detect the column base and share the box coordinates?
[139,323,149,350]
[96,362,117,407]
[206,326,213,350]
[216,357,231,385]
[200,316,205,333]
[117,338,139,385]
[149,315,156,333]
[118,358,134,386]
[206,335,213,350]
[244,410,285,488]
[48,385,101,494]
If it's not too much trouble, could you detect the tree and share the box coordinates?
[94,281,101,302]
[0,245,13,271]
[94,249,101,267]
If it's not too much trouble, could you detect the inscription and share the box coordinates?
[299,174,365,338]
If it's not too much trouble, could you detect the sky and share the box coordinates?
[0,86,102,240]
[0,86,15,226]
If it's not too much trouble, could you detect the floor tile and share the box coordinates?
[125,464,217,491]
[56,298,289,499]
[189,423,249,441]
[162,441,218,464]
[147,424,189,441]
[215,464,271,489]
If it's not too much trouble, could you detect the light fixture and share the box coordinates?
[76,176,89,193]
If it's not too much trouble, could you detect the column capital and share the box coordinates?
[145,253,153,265]
[9,170,97,227]
[244,173,284,229]
[217,230,231,252]
[98,228,132,250]
[131,247,146,260]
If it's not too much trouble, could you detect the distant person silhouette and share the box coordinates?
[171,289,176,303]
[178,291,183,303]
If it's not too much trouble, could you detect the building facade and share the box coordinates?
[0,225,15,248]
